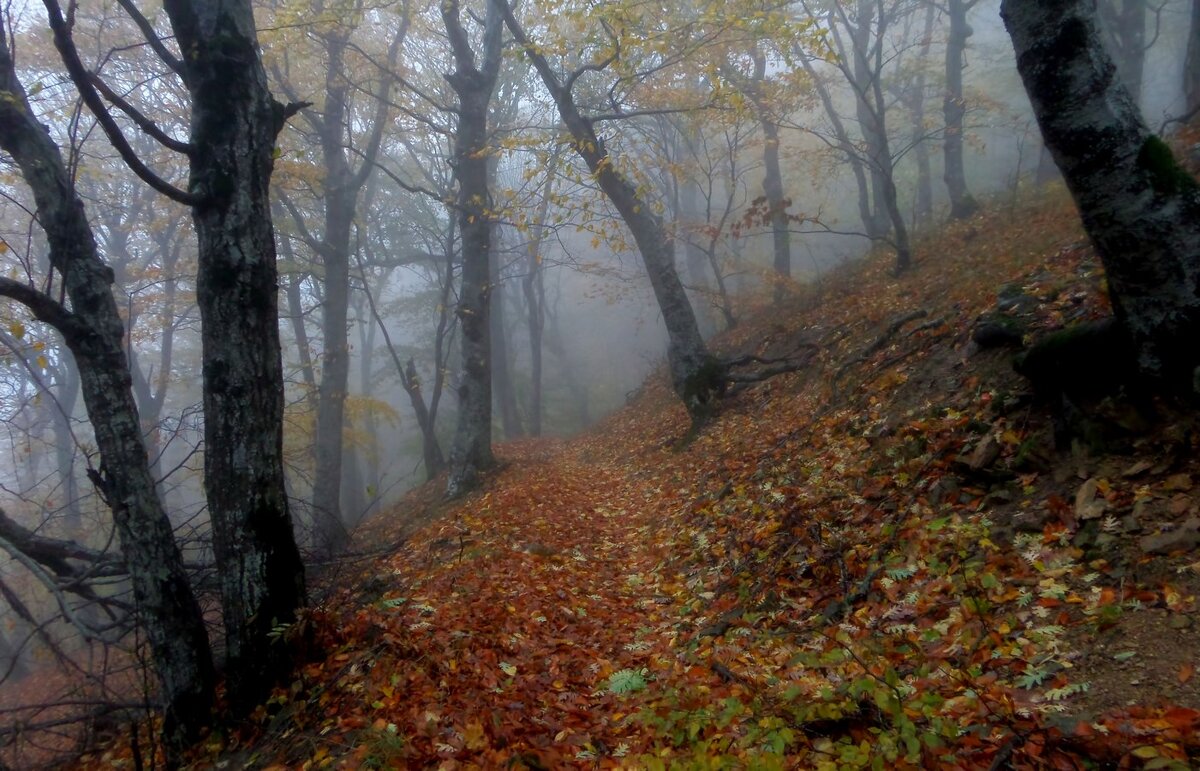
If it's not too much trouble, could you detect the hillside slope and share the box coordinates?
[92,193,1200,769]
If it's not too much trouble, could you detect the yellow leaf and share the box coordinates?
[35,355,47,369]
[463,720,488,750]
[8,321,24,339]
[0,240,8,253]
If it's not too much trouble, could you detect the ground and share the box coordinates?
[76,190,1200,769]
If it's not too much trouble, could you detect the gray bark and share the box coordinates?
[944,0,981,219]
[0,33,214,752]
[161,0,308,714]
[1002,0,1200,385]
[1186,0,1200,117]
[444,0,503,498]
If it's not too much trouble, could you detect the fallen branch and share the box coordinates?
[832,309,929,385]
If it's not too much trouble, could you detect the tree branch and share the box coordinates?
[42,0,203,206]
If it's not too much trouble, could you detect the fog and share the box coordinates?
[0,0,1195,760]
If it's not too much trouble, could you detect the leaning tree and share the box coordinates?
[1001,0,1200,388]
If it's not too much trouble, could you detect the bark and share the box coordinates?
[1186,0,1200,117]
[499,1,722,420]
[944,0,981,220]
[161,0,307,714]
[1002,0,1200,386]
[443,0,503,498]
[0,34,214,751]
[849,1,892,238]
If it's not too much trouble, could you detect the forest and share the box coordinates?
[0,0,1198,767]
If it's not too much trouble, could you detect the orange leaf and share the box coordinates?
[1178,663,1194,684]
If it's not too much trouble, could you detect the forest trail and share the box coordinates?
[75,195,1200,769]
[319,437,734,767]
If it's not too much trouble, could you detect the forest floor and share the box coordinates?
[87,189,1200,769]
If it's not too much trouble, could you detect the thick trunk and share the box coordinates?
[1002,0,1200,385]
[0,36,214,751]
[444,0,502,498]
[500,2,721,420]
[944,0,980,220]
[163,0,307,714]
[852,1,892,238]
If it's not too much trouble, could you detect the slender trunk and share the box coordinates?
[522,159,556,437]
[851,1,892,238]
[1002,0,1200,385]
[51,360,82,530]
[799,53,876,239]
[282,265,319,408]
[444,0,502,497]
[1186,0,1200,117]
[500,2,722,420]
[490,228,523,439]
[0,35,214,751]
[762,120,791,301]
[910,5,935,228]
[944,0,981,219]
[163,0,307,714]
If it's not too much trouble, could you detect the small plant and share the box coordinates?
[607,668,648,694]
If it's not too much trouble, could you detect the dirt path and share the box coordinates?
[316,438,706,767]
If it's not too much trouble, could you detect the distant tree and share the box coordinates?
[1186,0,1200,119]
[497,0,724,421]
[936,0,981,219]
[1002,0,1200,387]
[443,0,504,497]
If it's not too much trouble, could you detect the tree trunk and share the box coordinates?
[500,2,722,421]
[944,0,981,220]
[1186,0,1200,118]
[0,34,214,752]
[1002,0,1200,385]
[523,160,557,437]
[163,0,307,715]
[851,1,893,238]
[490,229,524,439]
[443,0,502,498]
[50,359,82,531]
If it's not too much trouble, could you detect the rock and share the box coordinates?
[1074,478,1108,521]
[972,315,1025,349]
[996,284,1040,314]
[967,434,1002,470]
[1139,518,1200,555]
[1169,614,1193,630]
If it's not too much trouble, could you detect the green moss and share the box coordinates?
[1138,135,1199,197]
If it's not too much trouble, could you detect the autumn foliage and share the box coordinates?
[72,192,1200,769]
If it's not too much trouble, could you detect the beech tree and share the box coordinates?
[0,31,214,753]
[1002,0,1200,386]
[42,0,309,715]
[496,0,724,421]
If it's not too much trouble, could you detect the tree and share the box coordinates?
[1001,0,1200,387]
[939,0,981,219]
[271,1,407,552]
[1186,0,1200,119]
[443,0,504,497]
[0,30,214,753]
[42,0,310,714]
[497,0,724,421]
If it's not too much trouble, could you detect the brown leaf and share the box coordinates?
[1179,663,1194,685]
